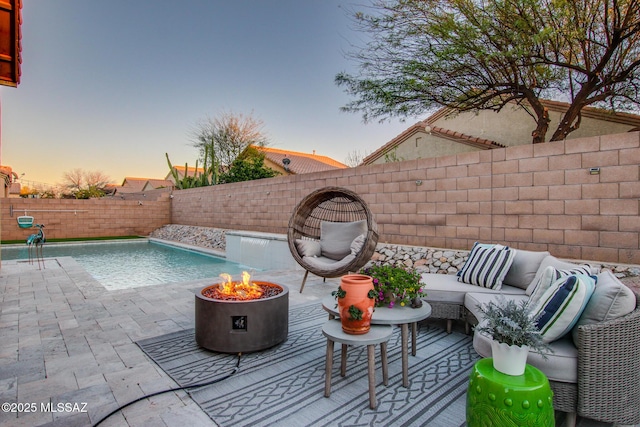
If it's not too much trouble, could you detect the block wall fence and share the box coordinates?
[170,131,640,265]
[1,131,638,265]
[1,193,171,242]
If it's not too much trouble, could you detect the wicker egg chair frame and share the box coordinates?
[287,187,379,293]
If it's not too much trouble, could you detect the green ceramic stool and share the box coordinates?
[466,358,555,427]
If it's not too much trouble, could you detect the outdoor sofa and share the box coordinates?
[420,244,640,427]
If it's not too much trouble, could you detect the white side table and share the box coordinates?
[322,320,393,409]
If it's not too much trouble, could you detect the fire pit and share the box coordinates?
[195,273,289,353]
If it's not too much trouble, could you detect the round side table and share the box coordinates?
[466,358,555,427]
[322,320,393,409]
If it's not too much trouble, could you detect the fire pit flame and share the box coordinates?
[216,271,263,300]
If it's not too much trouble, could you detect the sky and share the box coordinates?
[0,0,416,189]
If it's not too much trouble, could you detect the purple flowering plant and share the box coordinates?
[360,263,425,308]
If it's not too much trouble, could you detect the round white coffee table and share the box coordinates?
[322,295,432,387]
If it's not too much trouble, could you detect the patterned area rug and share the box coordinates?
[137,303,480,427]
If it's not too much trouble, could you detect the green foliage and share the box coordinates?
[474,297,551,354]
[191,111,269,184]
[332,286,346,299]
[348,305,363,320]
[336,0,640,143]
[74,186,105,199]
[360,263,424,308]
[165,152,212,190]
[218,147,278,184]
[383,148,403,163]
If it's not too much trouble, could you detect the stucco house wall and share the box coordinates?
[365,101,640,165]
[437,105,637,148]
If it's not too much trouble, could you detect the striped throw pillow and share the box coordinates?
[531,274,596,343]
[457,243,516,290]
[528,265,592,307]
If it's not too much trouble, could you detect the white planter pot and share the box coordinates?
[490,339,529,376]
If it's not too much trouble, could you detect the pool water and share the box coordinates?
[2,240,256,291]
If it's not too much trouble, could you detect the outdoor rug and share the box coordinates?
[137,303,482,427]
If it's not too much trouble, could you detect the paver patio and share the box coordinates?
[1,255,637,426]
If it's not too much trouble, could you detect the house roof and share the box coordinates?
[362,120,506,164]
[118,177,174,193]
[121,177,148,191]
[254,146,347,174]
[145,179,173,189]
[363,99,640,165]
[172,165,205,177]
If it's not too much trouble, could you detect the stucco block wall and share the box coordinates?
[171,131,640,264]
[1,191,171,242]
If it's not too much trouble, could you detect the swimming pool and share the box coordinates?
[2,240,256,291]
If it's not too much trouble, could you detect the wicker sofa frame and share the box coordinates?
[465,292,640,426]
[287,187,379,293]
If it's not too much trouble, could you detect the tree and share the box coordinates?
[218,146,279,184]
[191,111,269,184]
[59,168,111,198]
[336,0,640,143]
[344,150,371,167]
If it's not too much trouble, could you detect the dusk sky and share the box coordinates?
[0,0,416,189]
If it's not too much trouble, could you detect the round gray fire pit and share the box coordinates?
[195,282,289,353]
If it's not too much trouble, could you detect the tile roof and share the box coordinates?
[145,179,174,189]
[118,177,151,193]
[171,166,205,178]
[253,146,347,174]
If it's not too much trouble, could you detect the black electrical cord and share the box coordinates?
[93,352,242,427]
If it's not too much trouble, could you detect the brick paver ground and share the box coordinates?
[0,257,336,427]
[2,255,638,427]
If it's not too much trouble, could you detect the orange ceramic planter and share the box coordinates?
[337,274,375,334]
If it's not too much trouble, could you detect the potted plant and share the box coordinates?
[474,297,550,376]
[332,274,377,334]
[360,263,425,308]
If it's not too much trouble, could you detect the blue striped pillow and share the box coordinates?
[457,243,516,290]
[528,265,592,306]
[531,274,596,343]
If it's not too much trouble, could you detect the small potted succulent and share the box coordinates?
[360,263,425,308]
[474,297,550,375]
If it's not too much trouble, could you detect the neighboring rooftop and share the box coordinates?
[254,145,348,175]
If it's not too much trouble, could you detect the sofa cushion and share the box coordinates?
[571,270,636,345]
[320,220,366,261]
[350,233,366,255]
[530,274,596,343]
[465,292,529,325]
[503,250,550,290]
[302,254,356,271]
[295,239,321,257]
[422,273,525,305]
[526,255,594,296]
[473,324,578,383]
[457,243,516,290]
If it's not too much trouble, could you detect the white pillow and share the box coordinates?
[457,242,515,290]
[526,255,593,296]
[502,250,550,290]
[320,220,367,261]
[295,239,321,257]
[530,274,596,343]
[350,233,366,255]
[571,270,636,345]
